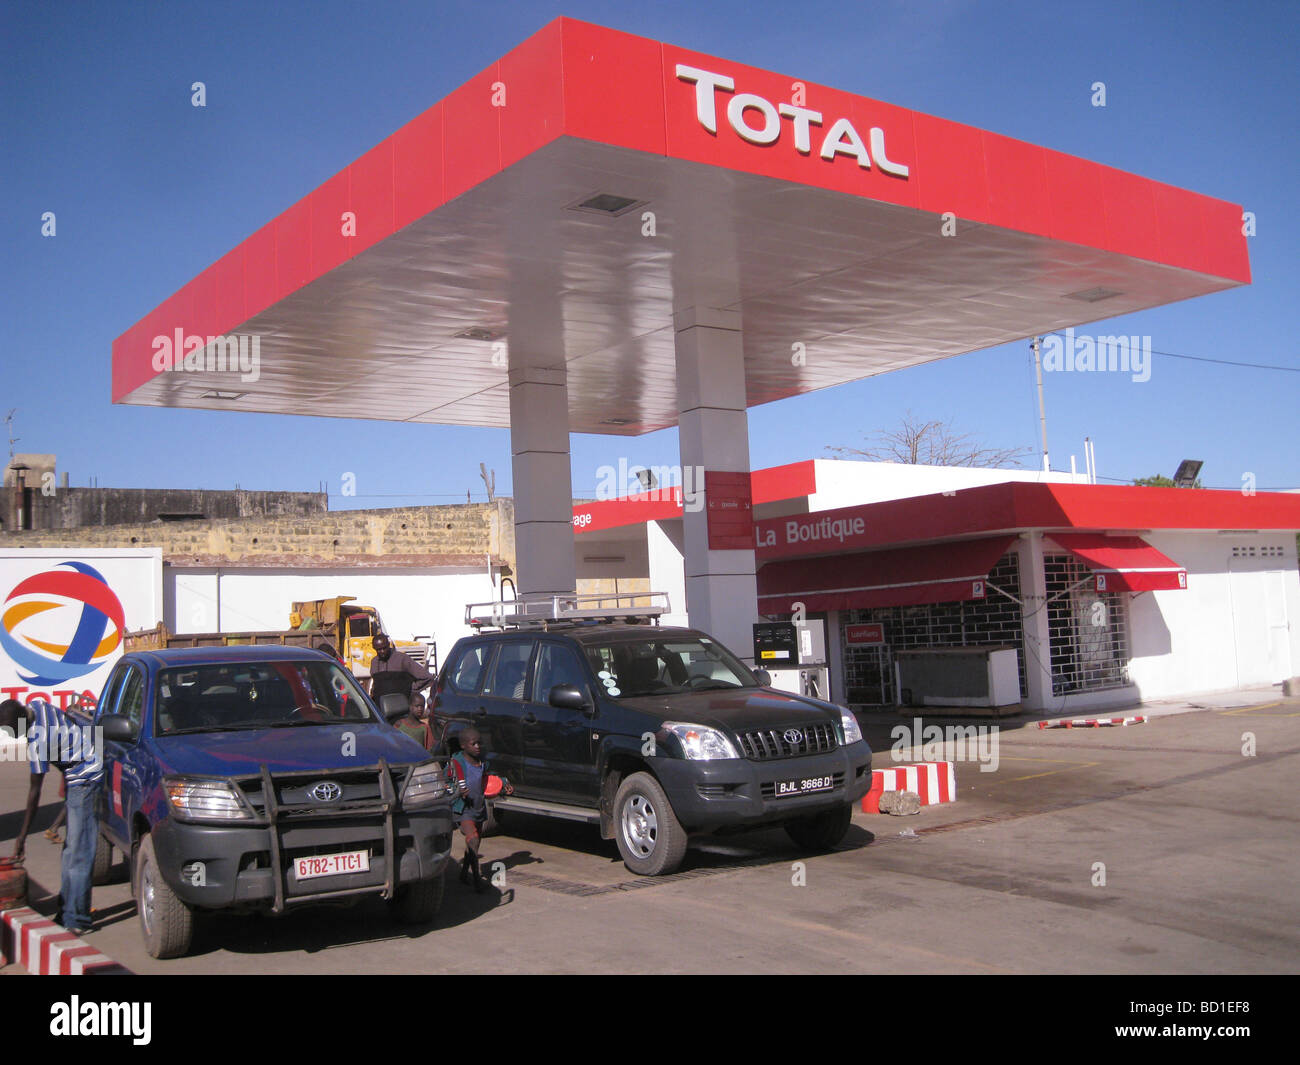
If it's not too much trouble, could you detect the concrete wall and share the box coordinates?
[1127,532,1299,699]
[166,566,499,672]
[1,498,519,671]
[1,484,326,532]
[0,500,514,568]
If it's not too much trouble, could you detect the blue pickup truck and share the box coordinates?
[86,644,454,958]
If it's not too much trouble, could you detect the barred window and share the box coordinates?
[1043,554,1131,696]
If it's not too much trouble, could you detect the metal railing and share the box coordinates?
[465,591,671,630]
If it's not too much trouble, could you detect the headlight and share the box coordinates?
[402,761,450,808]
[163,777,254,821]
[838,708,863,746]
[662,722,740,760]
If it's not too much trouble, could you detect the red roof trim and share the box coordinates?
[755,483,1300,562]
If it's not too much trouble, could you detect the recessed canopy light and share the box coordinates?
[600,417,632,426]
[453,327,503,342]
[568,193,645,217]
[1065,287,1123,303]
[200,390,246,400]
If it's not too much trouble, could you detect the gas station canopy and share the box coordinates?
[111,17,1249,434]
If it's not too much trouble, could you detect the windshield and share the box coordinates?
[583,637,756,698]
[155,660,375,735]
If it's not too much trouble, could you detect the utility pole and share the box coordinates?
[1030,337,1050,473]
[4,409,17,465]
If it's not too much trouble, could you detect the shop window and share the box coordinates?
[841,553,1024,709]
[1044,555,1130,695]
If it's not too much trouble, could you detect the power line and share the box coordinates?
[1086,472,1299,491]
[1041,332,1299,373]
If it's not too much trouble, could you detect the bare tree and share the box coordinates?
[479,463,496,502]
[827,411,1032,468]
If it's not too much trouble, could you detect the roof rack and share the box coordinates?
[465,591,671,631]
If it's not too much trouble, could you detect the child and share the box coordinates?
[393,693,434,751]
[448,727,512,892]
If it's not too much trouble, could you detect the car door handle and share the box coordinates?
[522,712,537,724]
[473,708,487,717]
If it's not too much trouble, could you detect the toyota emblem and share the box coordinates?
[309,781,342,802]
[783,728,804,746]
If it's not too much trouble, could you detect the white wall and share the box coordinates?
[647,519,689,627]
[1126,532,1299,699]
[808,459,1087,511]
[166,566,499,673]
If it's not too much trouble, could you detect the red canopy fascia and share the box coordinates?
[757,536,1015,614]
[1050,534,1187,592]
[574,460,817,534]
[112,17,1251,411]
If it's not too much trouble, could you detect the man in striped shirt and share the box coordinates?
[1,697,104,934]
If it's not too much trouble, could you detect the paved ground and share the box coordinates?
[3,687,1297,975]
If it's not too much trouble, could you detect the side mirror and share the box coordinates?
[549,684,591,713]
[100,713,138,743]
[754,669,772,687]
[379,693,409,722]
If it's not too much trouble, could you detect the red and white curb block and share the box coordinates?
[862,762,956,814]
[1,907,130,975]
[1037,715,1147,730]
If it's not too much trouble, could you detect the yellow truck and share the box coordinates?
[124,596,432,677]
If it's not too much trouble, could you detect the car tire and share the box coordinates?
[614,771,687,876]
[91,832,114,885]
[391,874,445,924]
[784,804,854,851]
[135,834,194,959]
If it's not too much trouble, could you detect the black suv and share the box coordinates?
[432,620,872,875]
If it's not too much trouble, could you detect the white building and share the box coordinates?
[573,460,1300,713]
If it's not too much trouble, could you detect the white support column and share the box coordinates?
[1018,532,1054,710]
[509,365,576,599]
[674,306,759,663]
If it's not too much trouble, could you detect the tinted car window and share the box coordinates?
[155,661,373,735]
[584,637,754,698]
[97,664,129,718]
[448,644,490,694]
[482,642,532,700]
[119,667,145,726]
[532,643,588,702]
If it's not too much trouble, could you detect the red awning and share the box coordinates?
[757,536,1015,613]
[1050,534,1187,592]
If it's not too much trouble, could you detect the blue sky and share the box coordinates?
[2,0,1296,508]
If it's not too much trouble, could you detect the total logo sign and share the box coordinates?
[676,64,910,178]
[0,553,158,709]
